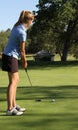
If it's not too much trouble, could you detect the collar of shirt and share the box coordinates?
[21,24,27,32]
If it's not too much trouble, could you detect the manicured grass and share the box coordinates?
[0,60,78,130]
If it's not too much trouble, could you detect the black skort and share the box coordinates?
[2,54,18,73]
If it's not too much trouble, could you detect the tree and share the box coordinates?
[60,0,78,61]
[0,29,11,53]
[28,0,78,61]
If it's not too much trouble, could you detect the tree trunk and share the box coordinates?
[61,19,78,62]
[61,40,70,62]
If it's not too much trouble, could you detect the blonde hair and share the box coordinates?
[14,10,34,27]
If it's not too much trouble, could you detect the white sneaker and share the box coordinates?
[6,107,23,116]
[15,105,26,112]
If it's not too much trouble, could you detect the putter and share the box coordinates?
[25,68,32,86]
[35,99,42,102]
[25,68,42,102]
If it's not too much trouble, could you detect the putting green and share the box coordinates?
[0,61,78,130]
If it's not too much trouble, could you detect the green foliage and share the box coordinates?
[0,29,11,53]
[28,0,78,61]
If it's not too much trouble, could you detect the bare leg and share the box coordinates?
[7,72,19,110]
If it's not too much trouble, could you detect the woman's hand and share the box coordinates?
[22,60,28,69]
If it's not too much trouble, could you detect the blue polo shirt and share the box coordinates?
[3,24,27,59]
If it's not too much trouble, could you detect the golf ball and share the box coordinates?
[52,99,55,102]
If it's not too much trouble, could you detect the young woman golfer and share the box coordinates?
[2,10,34,116]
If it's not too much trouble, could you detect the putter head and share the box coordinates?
[35,99,42,102]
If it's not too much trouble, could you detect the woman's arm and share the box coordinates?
[20,42,27,69]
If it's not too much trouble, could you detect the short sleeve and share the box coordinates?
[20,32,27,42]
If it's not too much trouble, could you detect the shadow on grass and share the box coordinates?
[0,113,78,129]
[19,60,78,70]
[0,85,78,129]
[0,85,78,101]
[19,113,78,129]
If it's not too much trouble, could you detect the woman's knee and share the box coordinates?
[14,73,19,84]
[9,72,19,85]
[15,76,19,84]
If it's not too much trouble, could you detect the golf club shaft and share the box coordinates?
[25,68,32,86]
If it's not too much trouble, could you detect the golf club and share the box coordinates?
[25,68,42,102]
[25,68,32,86]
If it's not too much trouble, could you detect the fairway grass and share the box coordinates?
[0,61,78,130]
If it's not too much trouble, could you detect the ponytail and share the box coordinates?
[19,10,25,23]
[14,10,34,27]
